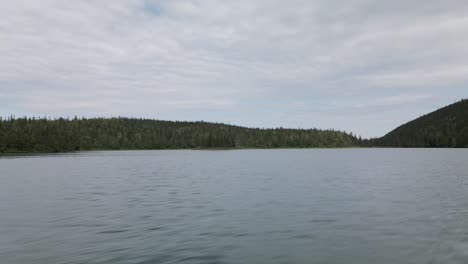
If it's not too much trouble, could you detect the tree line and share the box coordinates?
[371,99,468,148]
[0,117,360,153]
[2,99,466,153]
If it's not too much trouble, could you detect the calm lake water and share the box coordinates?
[1,149,468,264]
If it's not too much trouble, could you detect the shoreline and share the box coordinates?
[2,146,467,156]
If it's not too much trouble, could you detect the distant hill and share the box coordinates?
[2,100,468,153]
[0,118,359,153]
[372,99,468,147]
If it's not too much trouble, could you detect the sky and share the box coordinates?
[1,0,468,138]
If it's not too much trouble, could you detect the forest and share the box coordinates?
[0,117,359,153]
[371,99,468,148]
[1,99,467,153]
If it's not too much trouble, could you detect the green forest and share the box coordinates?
[371,99,468,148]
[1,99,467,153]
[0,117,359,153]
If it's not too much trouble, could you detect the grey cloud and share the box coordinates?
[1,0,467,137]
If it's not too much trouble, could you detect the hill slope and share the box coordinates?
[0,118,359,153]
[373,99,468,147]
[2,100,467,153]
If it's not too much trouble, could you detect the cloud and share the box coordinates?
[359,65,468,87]
[1,0,468,137]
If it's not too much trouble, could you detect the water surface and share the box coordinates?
[1,149,468,264]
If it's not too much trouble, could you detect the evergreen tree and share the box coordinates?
[0,117,360,153]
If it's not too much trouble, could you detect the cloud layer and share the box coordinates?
[1,0,468,137]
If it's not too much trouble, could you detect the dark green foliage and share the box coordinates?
[3,99,465,153]
[0,117,359,153]
[372,99,468,147]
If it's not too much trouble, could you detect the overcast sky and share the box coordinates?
[1,0,468,137]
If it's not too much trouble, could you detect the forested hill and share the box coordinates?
[372,99,468,147]
[0,118,360,153]
[3,99,467,153]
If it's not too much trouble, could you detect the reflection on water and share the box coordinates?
[1,149,468,264]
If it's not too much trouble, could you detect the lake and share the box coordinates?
[1,149,468,264]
